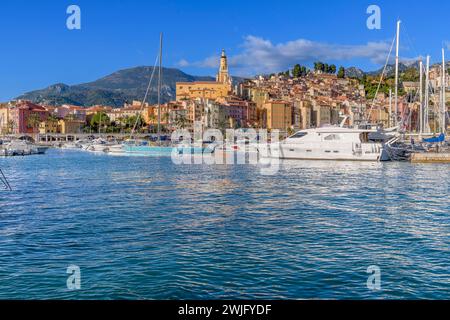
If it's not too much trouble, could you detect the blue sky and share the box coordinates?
[0,0,448,101]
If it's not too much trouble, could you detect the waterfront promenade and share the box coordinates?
[1,133,159,143]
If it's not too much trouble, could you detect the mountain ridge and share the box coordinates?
[17,62,449,107]
[17,67,217,107]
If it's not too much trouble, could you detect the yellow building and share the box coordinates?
[250,88,270,109]
[370,108,390,127]
[176,82,230,101]
[59,119,84,134]
[0,104,11,134]
[295,100,313,130]
[263,101,292,131]
[176,50,232,101]
[39,120,59,134]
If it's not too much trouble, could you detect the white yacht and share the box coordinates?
[61,142,82,150]
[262,124,391,162]
[0,140,49,156]
[84,138,116,153]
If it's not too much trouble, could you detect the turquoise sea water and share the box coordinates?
[0,149,449,299]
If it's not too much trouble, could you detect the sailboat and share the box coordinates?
[109,33,175,156]
[385,21,449,160]
[421,48,448,143]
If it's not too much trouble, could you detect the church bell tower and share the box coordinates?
[216,49,232,85]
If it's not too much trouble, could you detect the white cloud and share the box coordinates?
[445,41,450,50]
[178,55,220,69]
[180,35,403,76]
[177,59,190,67]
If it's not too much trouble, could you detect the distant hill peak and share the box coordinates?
[17,66,216,107]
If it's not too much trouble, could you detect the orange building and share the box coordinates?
[176,50,232,101]
[262,100,292,131]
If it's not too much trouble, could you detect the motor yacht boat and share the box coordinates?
[0,140,49,156]
[261,124,391,162]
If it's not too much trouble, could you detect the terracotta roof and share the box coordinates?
[15,101,47,111]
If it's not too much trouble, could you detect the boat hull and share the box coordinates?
[260,143,388,162]
[122,145,174,156]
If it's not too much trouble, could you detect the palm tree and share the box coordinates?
[27,113,42,134]
[46,115,59,133]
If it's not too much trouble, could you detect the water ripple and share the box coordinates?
[0,150,449,299]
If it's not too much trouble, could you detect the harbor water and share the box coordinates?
[0,149,449,299]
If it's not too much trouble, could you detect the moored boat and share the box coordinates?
[0,140,49,157]
[261,125,391,162]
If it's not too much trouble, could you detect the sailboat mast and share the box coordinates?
[394,20,401,126]
[158,32,163,145]
[419,59,423,136]
[425,55,430,133]
[389,88,392,127]
[442,48,446,134]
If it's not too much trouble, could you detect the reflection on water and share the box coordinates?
[0,149,449,299]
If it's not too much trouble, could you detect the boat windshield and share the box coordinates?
[290,132,308,139]
[124,140,148,146]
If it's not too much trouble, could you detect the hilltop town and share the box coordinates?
[1,50,449,138]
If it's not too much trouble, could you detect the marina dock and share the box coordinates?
[411,152,450,163]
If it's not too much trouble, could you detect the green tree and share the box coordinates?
[47,115,58,124]
[90,112,110,131]
[127,115,145,132]
[401,68,420,82]
[337,66,345,78]
[292,64,302,78]
[329,64,337,74]
[148,114,157,125]
[27,113,42,133]
[301,66,308,76]
[293,64,309,77]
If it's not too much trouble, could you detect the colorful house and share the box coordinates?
[9,101,49,134]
